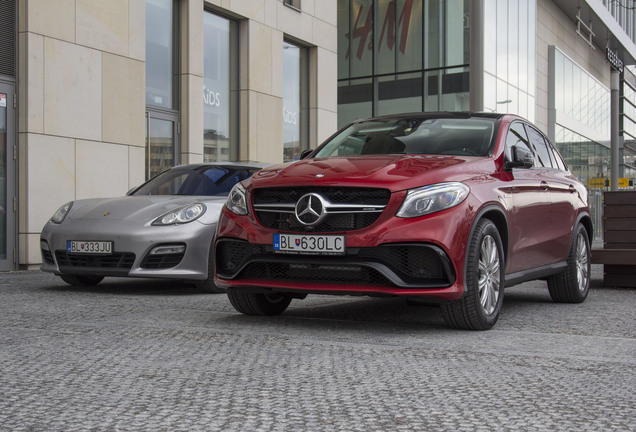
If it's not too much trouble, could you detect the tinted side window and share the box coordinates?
[504,121,532,163]
[548,143,567,171]
[526,126,554,168]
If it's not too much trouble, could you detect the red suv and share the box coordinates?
[214,113,592,330]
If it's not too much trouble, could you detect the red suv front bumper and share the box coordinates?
[214,192,479,301]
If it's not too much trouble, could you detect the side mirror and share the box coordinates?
[506,145,534,170]
[300,149,313,159]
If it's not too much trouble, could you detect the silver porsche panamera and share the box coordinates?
[40,163,263,291]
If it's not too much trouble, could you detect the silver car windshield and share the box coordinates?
[313,117,496,158]
[132,166,259,196]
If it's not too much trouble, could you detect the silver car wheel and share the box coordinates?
[440,218,504,330]
[575,232,590,293]
[478,234,500,316]
[547,223,590,304]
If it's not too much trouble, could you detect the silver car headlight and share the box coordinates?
[51,202,73,224]
[396,182,469,218]
[152,203,206,225]
[226,182,248,215]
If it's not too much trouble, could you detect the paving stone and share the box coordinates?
[0,266,634,431]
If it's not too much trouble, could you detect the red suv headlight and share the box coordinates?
[226,183,248,215]
[396,182,470,218]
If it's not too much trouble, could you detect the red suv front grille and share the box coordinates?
[252,187,390,232]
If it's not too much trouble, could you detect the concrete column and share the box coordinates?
[180,0,204,164]
[469,0,484,112]
[611,69,620,191]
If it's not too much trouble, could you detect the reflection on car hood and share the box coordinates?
[250,155,491,191]
[67,195,227,221]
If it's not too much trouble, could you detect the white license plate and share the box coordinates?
[66,241,113,254]
[273,234,345,255]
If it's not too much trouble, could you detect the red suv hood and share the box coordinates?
[249,155,492,192]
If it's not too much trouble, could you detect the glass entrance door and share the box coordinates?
[0,82,15,270]
[146,111,179,179]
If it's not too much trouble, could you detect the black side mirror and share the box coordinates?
[300,149,313,159]
[506,145,534,170]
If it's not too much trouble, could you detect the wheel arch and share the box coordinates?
[576,212,594,243]
[466,204,510,264]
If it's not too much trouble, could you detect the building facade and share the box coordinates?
[338,0,636,236]
[2,0,337,270]
[2,0,636,270]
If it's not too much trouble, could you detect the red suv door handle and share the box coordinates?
[540,181,549,191]
[569,185,577,193]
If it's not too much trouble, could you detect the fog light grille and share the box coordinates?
[55,251,135,270]
[243,262,389,285]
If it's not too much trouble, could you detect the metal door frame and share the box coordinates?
[0,79,16,271]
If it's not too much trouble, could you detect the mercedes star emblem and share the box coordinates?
[295,193,327,226]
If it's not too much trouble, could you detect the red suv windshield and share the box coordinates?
[313,117,497,158]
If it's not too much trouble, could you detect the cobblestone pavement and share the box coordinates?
[0,265,634,431]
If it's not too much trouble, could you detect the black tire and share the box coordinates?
[441,219,504,330]
[547,223,590,303]
[59,274,104,286]
[194,242,224,293]
[227,290,292,316]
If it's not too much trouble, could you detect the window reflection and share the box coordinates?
[147,117,174,178]
[377,73,422,116]
[554,48,610,142]
[555,125,609,239]
[203,11,238,162]
[376,0,423,75]
[338,78,373,126]
[146,0,178,109]
[482,0,535,118]
[283,41,307,162]
[337,0,470,125]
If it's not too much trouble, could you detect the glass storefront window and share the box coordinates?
[283,41,308,162]
[553,48,610,141]
[377,73,422,116]
[337,0,352,81]
[338,78,373,126]
[146,0,179,179]
[483,0,496,75]
[555,125,610,239]
[622,68,636,148]
[341,0,374,79]
[376,0,422,75]
[338,0,469,125]
[444,0,469,67]
[481,0,535,118]
[425,0,469,69]
[559,130,610,185]
[424,0,440,69]
[620,68,636,186]
[424,67,469,112]
[625,145,636,180]
[146,0,178,109]
[495,0,507,82]
[203,11,238,162]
